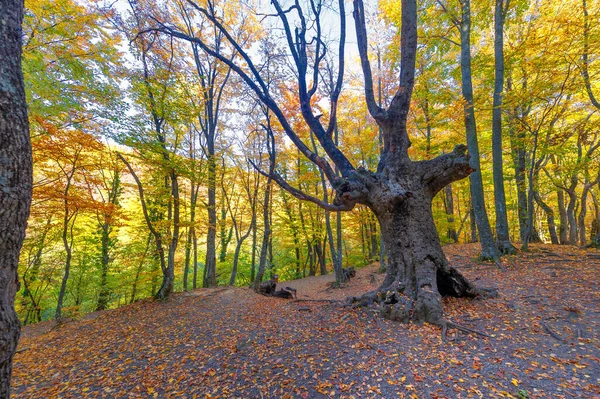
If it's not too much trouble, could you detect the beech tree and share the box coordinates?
[145,0,495,327]
[0,0,32,394]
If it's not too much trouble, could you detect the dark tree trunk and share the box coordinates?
[117,154,168,298]
[459,0,499,260]
[491,0,516,254]
[0,1,32,393]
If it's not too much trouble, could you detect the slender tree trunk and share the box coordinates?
[492,0,516,254]
[204,150,218,287]
[369,214,379,260]
[506,78,529,243]
[469,197,478,243]
[253,121,276,291]
[443,184,459,243]
[229,241,243,286]
[557,189,568,244]
[253,176,273,290]
[97,170,120,310]
[250,217,257,283]
[192,229,198,289]
[130,234,152,304]
[578,180,595,246]
[56,177,77,320]
[0,2,32,392]
[566,186,578,245]
[218,206,233,262]
[184,182,198,291]
[459,0,499,260]
[318,238,327,275]
[96,222,111,310]
[533,190,558,244]
[155,170,179,299]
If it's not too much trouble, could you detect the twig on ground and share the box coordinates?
[541,319,566,342]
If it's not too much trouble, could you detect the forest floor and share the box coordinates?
[11,243,600,399]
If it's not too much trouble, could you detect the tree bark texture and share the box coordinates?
[0,0,32,395]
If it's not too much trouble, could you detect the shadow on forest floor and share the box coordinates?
[12,243,600,398]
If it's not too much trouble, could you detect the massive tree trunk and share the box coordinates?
[352,146,496,325]
[491,0,516,254]
[0,0,32,393]
[459,0,499,260]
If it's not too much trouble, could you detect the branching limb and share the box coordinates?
[248,159,355,212]
[421,144,474,197]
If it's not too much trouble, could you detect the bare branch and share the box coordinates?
[352,0,385,121]
[248,159,354,212]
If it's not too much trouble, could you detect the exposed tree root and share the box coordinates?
[293,299,344,303]
[442,321,491,342]
[349,275,496,339]
[497,240,518,256]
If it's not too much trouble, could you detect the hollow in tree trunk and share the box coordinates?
[350,146,496,325]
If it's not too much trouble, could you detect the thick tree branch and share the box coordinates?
[420,145,475,196]
[248,159,354,212]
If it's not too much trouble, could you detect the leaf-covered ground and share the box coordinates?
[12,244,600,398]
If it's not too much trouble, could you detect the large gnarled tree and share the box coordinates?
[146,0,494,327]
[0,0,33,394]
